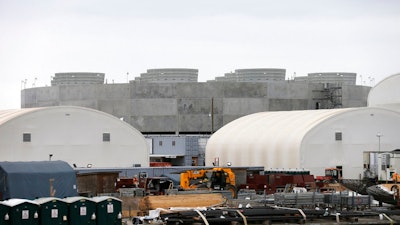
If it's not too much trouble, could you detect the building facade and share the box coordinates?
[22,81,370,133]
[146,135,208,166]
[21,69,372,167]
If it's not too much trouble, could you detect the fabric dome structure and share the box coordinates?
[206,106,400,179]
[0,106,149,167]
[368,73,400,110]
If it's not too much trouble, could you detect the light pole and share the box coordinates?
[376,132,383,181]
[210,97,214,134]
[377,132,383,153]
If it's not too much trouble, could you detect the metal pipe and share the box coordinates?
[194,209,209,225]
[236,210,248,225]
[271,205,306,222]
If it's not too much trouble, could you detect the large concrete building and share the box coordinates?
[20,69,371,166]
[0,106,149,168]
[205,73,400,180]
[22,69,371,134]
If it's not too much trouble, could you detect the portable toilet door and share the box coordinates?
[2,199,39,225]
[92,196,122,225]
[34,197,68,225]
[64,196,96,225]
[0,202,10,225]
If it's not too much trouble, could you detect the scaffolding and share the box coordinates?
[313,83,343,109]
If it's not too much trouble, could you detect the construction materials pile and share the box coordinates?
[134,206,399,225]
[274,192,325,207]
[138,193,226,211]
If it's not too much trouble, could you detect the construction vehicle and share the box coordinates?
[179,167,237,198]
[144,177,174,195]
[316,167,342,182]
[116,171,174,196]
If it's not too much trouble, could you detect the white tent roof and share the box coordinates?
[0,106,149,167]
[368,73,400,109]
[205,108,355,168]
[0,108,41,126]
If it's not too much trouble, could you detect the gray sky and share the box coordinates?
[1,0,399,109]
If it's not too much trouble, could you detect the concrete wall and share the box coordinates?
[21,81,371,133]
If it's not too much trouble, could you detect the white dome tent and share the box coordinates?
[0,106,149,167]
[368,73,400,110]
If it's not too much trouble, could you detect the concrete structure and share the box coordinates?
[51,72,105,86]
[215,68,286,82]
[295,72,357,85]
[134,68,198,83]
[22,77,370,134]
[0,106,149,168]
[21,69,371,167]
[206,73,400,180]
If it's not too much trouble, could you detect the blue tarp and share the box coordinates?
[0,161,78,200]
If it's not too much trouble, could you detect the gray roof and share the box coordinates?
[0,160,78,200]
[0,160,74,174]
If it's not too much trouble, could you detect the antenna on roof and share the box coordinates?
[32,77,37,87]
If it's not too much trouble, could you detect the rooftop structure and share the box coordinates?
[215,68,286,82]
[295,72,357,85]
[134,68,198,83]
[51,72,105,86]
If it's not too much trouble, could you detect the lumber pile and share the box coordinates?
[139,193,226,211]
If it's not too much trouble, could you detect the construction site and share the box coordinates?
[85,166,400,225]
[1,72,400,224]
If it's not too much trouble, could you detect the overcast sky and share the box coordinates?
[1,0,399,109]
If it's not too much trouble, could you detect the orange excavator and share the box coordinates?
[392,172,400,183]
[179,167,237,198]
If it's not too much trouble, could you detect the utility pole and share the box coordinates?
[211,97,214,134]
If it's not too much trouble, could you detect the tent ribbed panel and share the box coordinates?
[205,108,354,168]
[368,73,400,108]
[0,108,41,125]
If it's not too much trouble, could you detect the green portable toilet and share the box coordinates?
[64,196,96,225]
[2,199,39,225]
[92,196,122,225]
[0,201,10,225]
[34,197,68,225]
